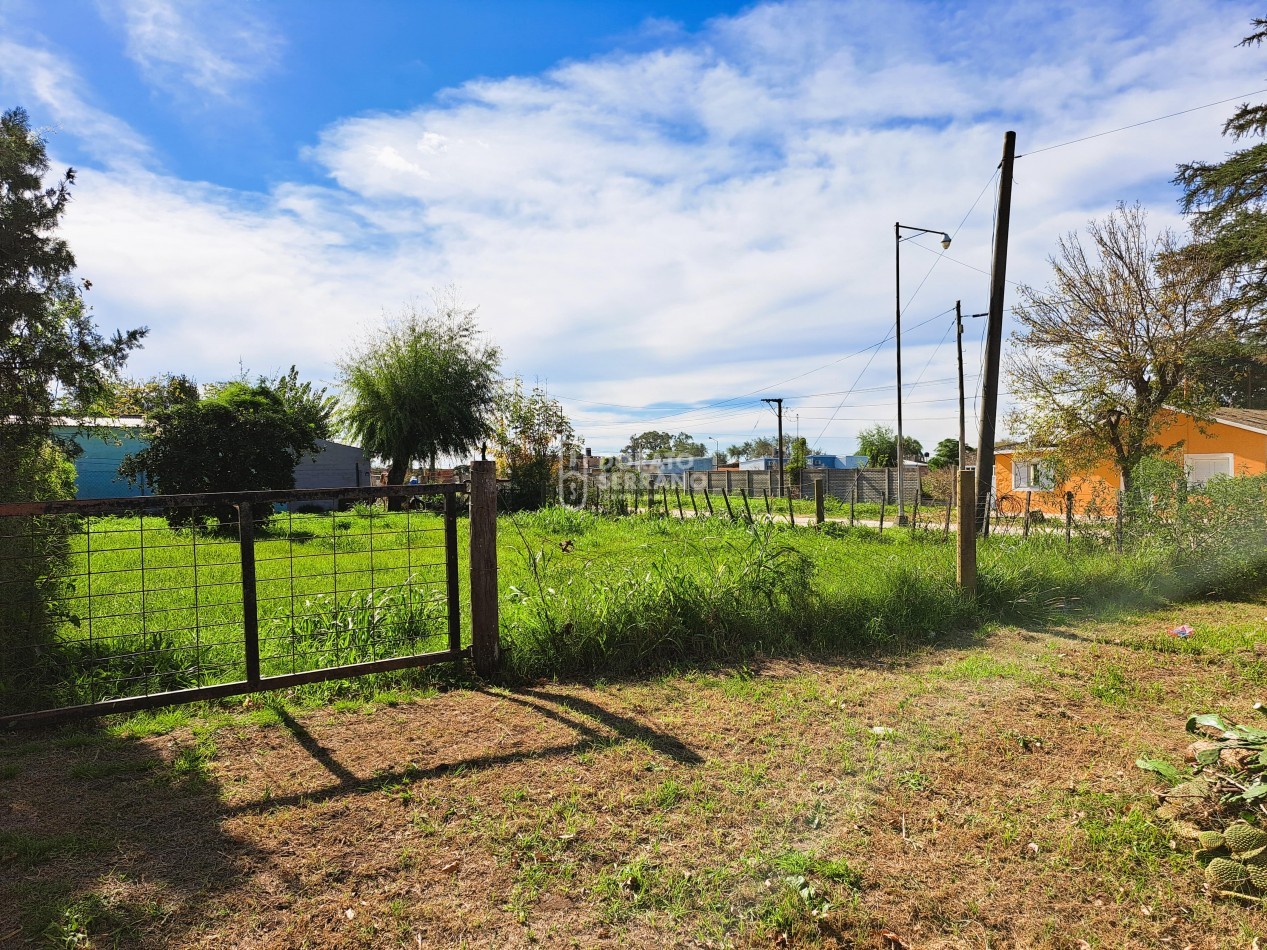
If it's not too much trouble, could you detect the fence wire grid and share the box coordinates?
[0,484,467,724]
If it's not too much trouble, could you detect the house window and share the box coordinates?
[1184,454,1233,487]
[1012,458,1055,491]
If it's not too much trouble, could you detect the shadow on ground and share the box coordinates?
[0,720,265,946]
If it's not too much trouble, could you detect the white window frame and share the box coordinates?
[1011,457,1056,492]
[1183,453,1234,487]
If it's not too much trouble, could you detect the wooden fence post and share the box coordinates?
[469,459,500,676]
[1115,489,1124,553]
[704,489,715,517]
[236,502,260,684]
[739,488,754,524]
[957,468,976,596]
[1064,490,1074,550]
[814,478,825,525]
[721,487,736,521]
[1022,491,1032,540]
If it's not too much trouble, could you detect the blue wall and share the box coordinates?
[53,425,151,499]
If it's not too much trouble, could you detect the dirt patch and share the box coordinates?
[3,601,1267,947]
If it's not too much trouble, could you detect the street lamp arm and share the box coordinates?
[894,219,952,525]
[896,222,952,248]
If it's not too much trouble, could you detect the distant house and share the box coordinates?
[739,454,866,471]
[48,419,370,503]
[994,407,1267,515]
[651,456,714,475]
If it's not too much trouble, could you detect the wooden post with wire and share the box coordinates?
[469,459,500,676]
[814,478,825,525]
[739,488,754,524]
[957,468,976,596]
[1023,491,1032,540]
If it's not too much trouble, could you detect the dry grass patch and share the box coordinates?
[3,596,1267,947]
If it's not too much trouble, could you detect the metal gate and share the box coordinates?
[0,477,497,727]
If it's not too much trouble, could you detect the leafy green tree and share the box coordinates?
[623,431,707,459]
[1007,204,1234,492]
[623,430,670,458]
[494,378,577,510]
[93,373,200,417]
[338,294,501,500]
[120,376,330,525]
[1175,18,1267,317]
[1182,339,1267,408]
[1173,18,1267,398]
[927,437,972,470]
[856,424,921,467]
[0,107,146,494]
[787,436,810,483]
[0,107,144,712]
[725,436,790,462]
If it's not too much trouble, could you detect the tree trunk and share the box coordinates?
[386,458,408,511]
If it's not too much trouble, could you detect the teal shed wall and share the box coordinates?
[52,425,151,499]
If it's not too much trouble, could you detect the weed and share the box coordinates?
[0,830,97,868]
[169,729,217,783]
[68,758,154,781]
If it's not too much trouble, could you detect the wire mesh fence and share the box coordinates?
[0,484,468,725]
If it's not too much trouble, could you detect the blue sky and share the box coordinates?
[2,0,1263,456]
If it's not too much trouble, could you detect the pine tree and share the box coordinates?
[1170,19,1267,320]
[0,106,146,498]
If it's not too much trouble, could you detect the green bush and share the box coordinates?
[0,439,78,713]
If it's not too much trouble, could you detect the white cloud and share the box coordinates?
[0,40,150,166]
[100,0,281,100]
[17,0,1267,453]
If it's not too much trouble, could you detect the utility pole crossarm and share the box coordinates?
[761,397,785,500]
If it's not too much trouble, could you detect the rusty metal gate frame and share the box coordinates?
[0,482,470,728]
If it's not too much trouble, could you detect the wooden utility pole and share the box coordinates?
[762,397,785,498]
[469,459,500,676]
[975,130,1016,536]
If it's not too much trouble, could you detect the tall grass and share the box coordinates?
[14,478,1267,710]
[497,499,1267,679]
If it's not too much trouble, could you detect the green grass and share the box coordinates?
[10,499,1267,716]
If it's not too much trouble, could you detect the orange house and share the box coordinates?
[992,408,1267,516]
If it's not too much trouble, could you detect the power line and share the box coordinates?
[1018,87,1267,158]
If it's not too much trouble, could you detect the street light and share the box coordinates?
[895,222,952,524]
